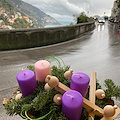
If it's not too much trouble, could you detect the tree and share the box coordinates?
[77,12,88,24]
[0,14,9,25]
[12,18,28,28]
[118,1,120,8]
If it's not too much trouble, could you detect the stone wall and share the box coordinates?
[0,21,95,50]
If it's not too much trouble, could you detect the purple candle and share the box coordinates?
[16,70,37,97]
[62,90,83,120]
[70,72,90,97]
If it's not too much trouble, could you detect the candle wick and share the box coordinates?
[66,94,73,98]
[42,63,45,66]
[73,74,82,78]
[22,69,26,75]
[22,68,24,73]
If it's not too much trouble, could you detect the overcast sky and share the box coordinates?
[22,0,114,23]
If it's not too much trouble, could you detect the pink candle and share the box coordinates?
[62,90,83,120]
[16,70,37,97]
[34,60,51,82]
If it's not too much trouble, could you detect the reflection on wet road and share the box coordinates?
[0,21,120,119]
[1,21,120,88]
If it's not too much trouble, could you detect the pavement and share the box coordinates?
[0,22,120,119]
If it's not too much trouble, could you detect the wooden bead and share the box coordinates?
[44,83,52,91]
[53,94,62,105]
[95,89,105,99]
[17,91,20,94]
[48,76,59,88]
[45,75,51,83]
[15,93,22,101]
[64,69,73,79]
[3,98,9,105]
[103,105,117,117]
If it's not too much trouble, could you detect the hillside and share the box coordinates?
[0,0,60,29]
[6,0,60,27]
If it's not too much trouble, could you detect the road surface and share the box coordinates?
[0,21,120,119]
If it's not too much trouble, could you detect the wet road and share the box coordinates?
[0,21,120,119]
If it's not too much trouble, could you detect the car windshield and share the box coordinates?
[99,17,104,20]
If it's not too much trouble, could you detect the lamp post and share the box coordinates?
[104,12,106,15]
[87,11,89,17]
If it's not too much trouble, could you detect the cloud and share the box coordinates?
[22,0,114,22]
[68,0,114,16]
[32,0,85,16]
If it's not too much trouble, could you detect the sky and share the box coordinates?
[22,0,115,24]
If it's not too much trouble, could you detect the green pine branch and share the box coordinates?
[104,79,120,100]
[4,58,120,120]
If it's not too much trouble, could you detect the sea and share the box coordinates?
[44,21,75,28]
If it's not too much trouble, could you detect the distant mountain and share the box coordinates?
[0,0,60,29]
[0,0,30,29]
[6,0,60,27]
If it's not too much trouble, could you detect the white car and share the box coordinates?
[98,18,105,24]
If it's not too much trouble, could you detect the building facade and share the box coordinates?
[111,0,120,21]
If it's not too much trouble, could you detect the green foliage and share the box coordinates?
[5,63,118,120]
[11,18,28,29]
[0,0,14,10]
[51,66,70,85]
[0,0,33,29]
[44,56,66,69]
[27,65,35,73]
[104,79,120,100]
[95,99,107,109]
[0,0,16,15]
[4,64,70,120]
[4,82,44,116]
[96,79,102,89]
[118,1,120,8]
[77,12,88,24]
[0,14,9,25]
[4,58,120,120]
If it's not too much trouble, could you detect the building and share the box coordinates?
[111,0,120,20]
